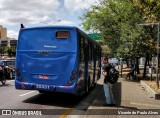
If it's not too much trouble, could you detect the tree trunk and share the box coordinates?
[130,59,133,67]
[143,55,149,79]
[136,57,140,74]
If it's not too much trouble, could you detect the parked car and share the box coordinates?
[0,65,6,85]
[109,58,119,66]
[0,59,15,79]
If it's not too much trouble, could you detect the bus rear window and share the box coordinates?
[56,31,70,39]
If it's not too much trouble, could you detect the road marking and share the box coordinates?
[7,80,14,83]
[130,102,160,108]
[59,108,74,118]
[19,91,35,97]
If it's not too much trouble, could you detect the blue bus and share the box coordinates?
[15,26,102,96]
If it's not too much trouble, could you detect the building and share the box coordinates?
[8,38,17,46]
[0,25,7,40]
[0,25,17,46]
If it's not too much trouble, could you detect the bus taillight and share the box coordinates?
[70,76,75,80]
[72,70,77,75]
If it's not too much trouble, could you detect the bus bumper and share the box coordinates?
[15,80,77,95]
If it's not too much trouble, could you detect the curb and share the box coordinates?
[140,80,160,100]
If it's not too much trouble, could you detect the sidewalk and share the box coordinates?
[82,77,160,118]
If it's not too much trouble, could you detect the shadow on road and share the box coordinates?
[22,81,139,110]
[113,82,122,106]
[89,82,122,107]
[114,82,138,109]
[23,85,101,110]
[23,92,83,108]
[90,82,138,110]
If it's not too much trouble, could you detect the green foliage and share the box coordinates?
[80,0,160,58]
[7,46,16,56]
[0,46,8,55]
[0,46,16,56]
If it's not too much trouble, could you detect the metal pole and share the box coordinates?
[121,64,122,77]
[134,58,136,80]
[156,22,160,88]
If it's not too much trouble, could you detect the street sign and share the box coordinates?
[88,33,101,40]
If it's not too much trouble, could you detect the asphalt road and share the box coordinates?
[2,71,160,118]
[0,79,101,118]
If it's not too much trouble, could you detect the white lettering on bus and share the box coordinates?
[35,85,50,90]
[44,45,57,48]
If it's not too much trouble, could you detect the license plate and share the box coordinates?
[39,75,48,79]
[35,84,50,90]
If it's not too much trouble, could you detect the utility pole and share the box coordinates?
[156,22,159,88]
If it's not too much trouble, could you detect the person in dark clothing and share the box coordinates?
[102,57,115,106]
[125,65,136,80]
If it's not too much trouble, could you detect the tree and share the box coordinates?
[134,0,160,79]
[81,0,160,77]
[0,46,5,56]
[81,0,144,58]
[7,46,16,56]
[0,46,8,56]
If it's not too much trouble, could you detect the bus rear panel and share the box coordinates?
[15,27,79,95]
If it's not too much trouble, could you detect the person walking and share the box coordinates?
[102,57,116,106]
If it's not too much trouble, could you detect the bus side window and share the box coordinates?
[79,36,84,62]
[89,42,93,61]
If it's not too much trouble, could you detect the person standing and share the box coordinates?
[102,57,115,106]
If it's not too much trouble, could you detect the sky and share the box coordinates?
[0,0,99,39]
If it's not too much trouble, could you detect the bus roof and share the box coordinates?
[20,25,77,30]
[20,26,102,48]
